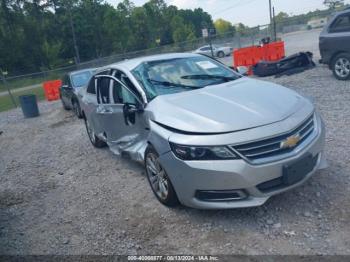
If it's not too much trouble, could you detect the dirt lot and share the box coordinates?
[220,29,323,66]
[0,63,350,255]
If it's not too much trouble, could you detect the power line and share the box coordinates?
[212,0,260,16]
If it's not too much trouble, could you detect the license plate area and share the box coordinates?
[283,154,318,185]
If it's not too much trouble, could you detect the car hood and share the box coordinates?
[146,78,311,134]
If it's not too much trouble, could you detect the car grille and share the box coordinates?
[231,114,315,161]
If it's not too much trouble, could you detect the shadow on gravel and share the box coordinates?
[167,165,339,225]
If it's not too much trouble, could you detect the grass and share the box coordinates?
[0,86,46,112]
[0,73,63,92]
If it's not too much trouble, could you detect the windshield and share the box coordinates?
[131,56,240,100]
[71,71,93,88]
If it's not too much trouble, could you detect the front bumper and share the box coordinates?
[158,115,326,209]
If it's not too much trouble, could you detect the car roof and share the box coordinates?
[69,68,97,76]
[107,52,202,71]
[333,8,350,17]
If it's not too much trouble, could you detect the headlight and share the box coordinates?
[169,143,239,161]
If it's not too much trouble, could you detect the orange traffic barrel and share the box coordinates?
[42,80,62,101]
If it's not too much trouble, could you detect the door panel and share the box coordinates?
[97,104,145,144]
[95,75,146,147]
[82,77,100,135]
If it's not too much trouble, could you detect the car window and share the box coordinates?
[97,77,111,104]
[111,79,123,104]
[62,74,69,86]
[87,70,111,95]
[113,70,142,103]
[70,71,92,88]
[112,80,138,104]
[329,14,350,33]
[200,47,210,51]
[86,77,96,94]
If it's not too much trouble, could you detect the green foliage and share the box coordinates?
[0,0,213,76]
[214,19,235,36]
[235,23,250,36]
[0,85,45,112]
[323,0,345,9]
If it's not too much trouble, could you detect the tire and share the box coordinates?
[331,53,350,80]
[72,100,83,119]
[145,145,179,207]
[61,97,70,110]
[217,51,225,58]
[84,118,107,148]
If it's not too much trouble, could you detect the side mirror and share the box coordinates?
[237,66,249,76]
[62,84,72,90]
[123,103,143,125]
[125,103,143,113]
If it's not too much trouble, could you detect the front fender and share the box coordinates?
[147,121,173,158]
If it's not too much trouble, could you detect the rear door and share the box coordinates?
[82,69,111,138]
[323,12,350,61]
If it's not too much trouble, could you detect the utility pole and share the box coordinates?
[67,1,80,64]
[1,71,17,108]
[269,0,273,39]
[273,7,277,41]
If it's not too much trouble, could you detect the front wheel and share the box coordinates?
[84,118,107,148]
[145,145,179,207]
[332,53,350,80]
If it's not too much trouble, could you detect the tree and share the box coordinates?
[171,15,196,42]
[274,11,289,32]
[214,18,235,36]
[323,0,344,9]
[0,0,217,75]
[235,23,249,36]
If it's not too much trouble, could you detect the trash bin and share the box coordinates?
[19,94,40,118]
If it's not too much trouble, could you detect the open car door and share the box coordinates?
[95,75,147,160]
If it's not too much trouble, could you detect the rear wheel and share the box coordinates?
[332,53,350,80]
[145,145,179,207]
[217,51,225,58]
[84,118,107,148]
[61,96,70,110]
[72,100,82,119]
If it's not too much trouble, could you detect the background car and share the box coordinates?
[319,9,350,80]
[194,45,233,58]
[60,68,96,118]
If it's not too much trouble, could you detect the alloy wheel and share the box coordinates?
[335,58,350,78]
[146,153,169,200]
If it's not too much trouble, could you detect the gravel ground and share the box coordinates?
[0,65,350,255]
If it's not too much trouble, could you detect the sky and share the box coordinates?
[107,0,350,26]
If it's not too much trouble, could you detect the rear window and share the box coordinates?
[329,14,350,33]
[71,71,93,88]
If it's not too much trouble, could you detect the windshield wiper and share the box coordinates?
[181,74,238,81]
[148,79,201,89]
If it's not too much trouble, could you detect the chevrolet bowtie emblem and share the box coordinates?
[280,134,301,149]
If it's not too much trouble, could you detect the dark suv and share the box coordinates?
[319,9,350,80]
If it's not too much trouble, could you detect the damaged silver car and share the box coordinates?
[80,53,326,209]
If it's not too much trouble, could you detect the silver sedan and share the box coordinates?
[80,53,326,209]
[194,45,233,58]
